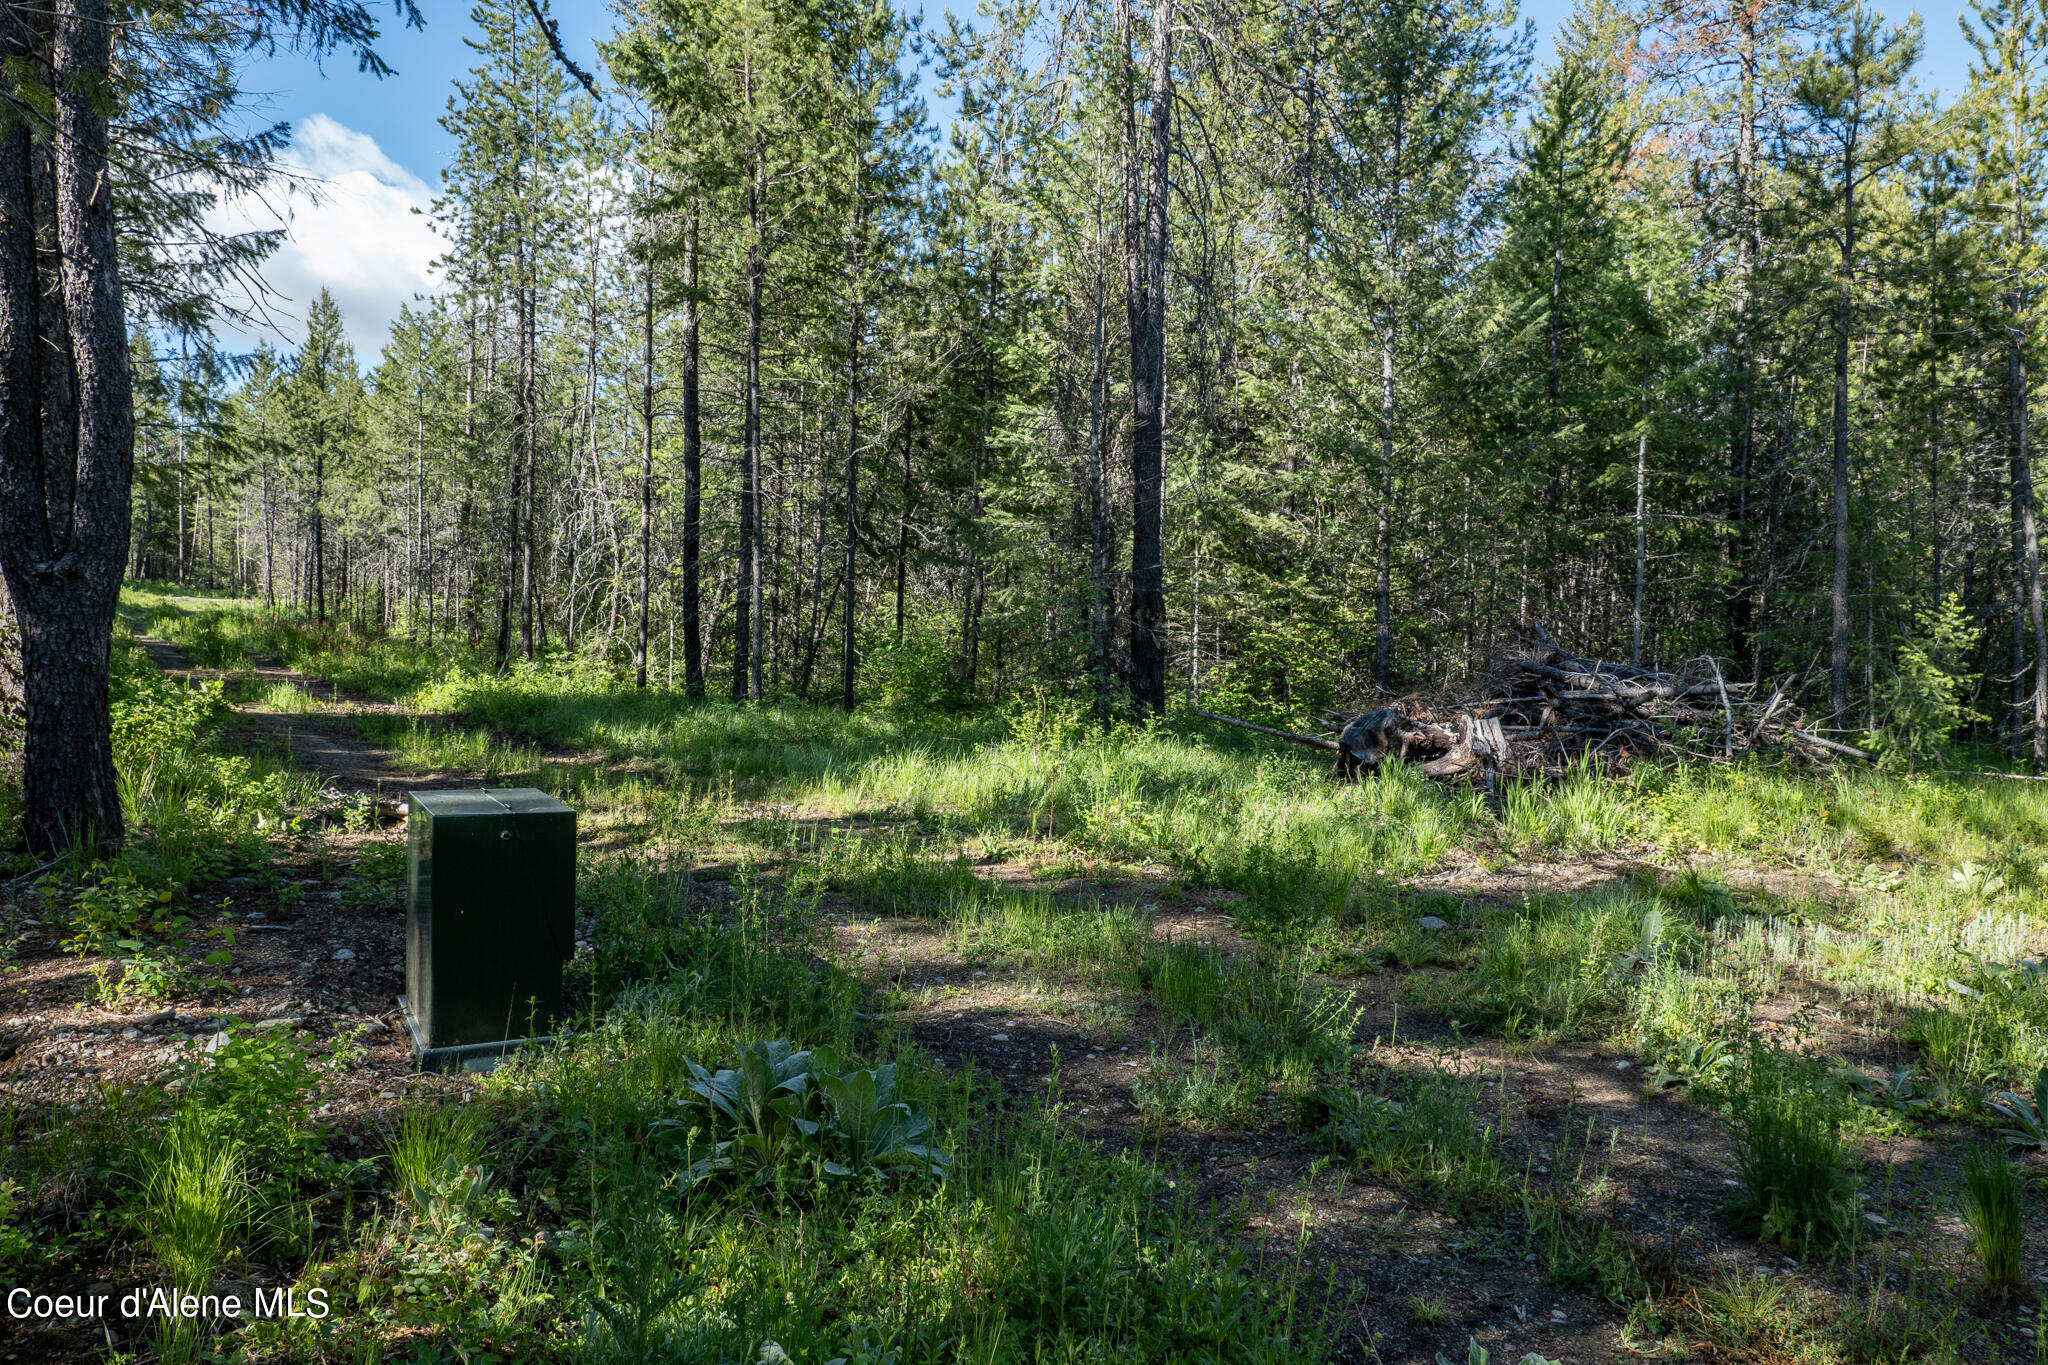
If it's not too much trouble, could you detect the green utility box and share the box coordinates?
[402,788,575,1071]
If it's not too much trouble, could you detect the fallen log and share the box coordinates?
[1790,730,1877,762]
[1196,710,1340,752]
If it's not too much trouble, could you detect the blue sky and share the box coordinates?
[222,0,1979,355]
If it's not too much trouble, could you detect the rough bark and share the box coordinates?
[681,214,703,698]
[0,0,133,853]
[1829,128,1855,731]
[635,234,656,689]
[1125,0,1171,714]
[841,225,861,712]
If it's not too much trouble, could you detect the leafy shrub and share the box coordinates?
[177,1027,323,1202]
[88,948,187,1007]
[111,654,225,767]
[1723,1046,1858,1260]
[650,1039,946,1188]
[339,838,407,910]
[0,1179,30,1273]
[60,868,185,956]
[1962,1143,2024,1296]
[863,626,975,713]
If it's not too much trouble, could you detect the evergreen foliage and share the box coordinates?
[116,0,2048,774]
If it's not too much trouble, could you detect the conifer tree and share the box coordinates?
[1789,2,1920,729]
[1962,0,2048,771]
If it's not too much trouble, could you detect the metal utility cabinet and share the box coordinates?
[402,788,576,1071]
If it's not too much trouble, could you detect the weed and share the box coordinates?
[649,1039,947,1187]
[1962,1143,2025,1297]
[1837,1281,1960,1365]
[1452,888,1668,1038]
[1989,1067,2048,1150]
[1306,1070,1507,1212]
[259,680,317,713]
[1695,1271,1825,1359]
[177,1026,324,1204]
[59,867,185,956]
[1406,1293,1451,1325]
[1133,1038,1263,1127]
[87,946,186,1006]
[1843,1065,1948,1120]
[1524,1117,1649,1310]
[1724,1046,1859,1260]
[0,1178,28,1273]
[139,1110,248,1365]
[389,1104,491,1233]
[1436,1341,1559,1365]
[338,837,406,910]
[1648,1036,1735,1091]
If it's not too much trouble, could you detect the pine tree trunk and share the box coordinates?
[1125,0,1172,715]
[1729,17,1758,667]
[1633,370,1650,668]
[1089,243,1111,726]
[519,257,538,663]
[2013,330,2047,774]
[636,238,656,689]
[894,433,910,641]
[1830,144,1855,731]
[682,215,704,698]
[0,0,133,854]
[312,434,327,621]
[842,225,861,712]
[262,419,275,608]
[1375,122,1405,690]
[739,155,764,702]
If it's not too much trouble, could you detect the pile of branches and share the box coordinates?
[1201,625,1869,791]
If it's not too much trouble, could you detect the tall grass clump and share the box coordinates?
[1723,1045,1858,1260]
[1634,760,2048,878]
[1962,1143,2025,1296]
[389,1104,491,1234]
[140,1111,249,1365]
[1498,757,1638,853]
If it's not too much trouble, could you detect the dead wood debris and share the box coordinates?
[1199,624,1872,793]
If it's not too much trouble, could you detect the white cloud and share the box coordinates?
[205,113,443,358]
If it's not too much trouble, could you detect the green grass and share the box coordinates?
[37,592,2048,1360]
[139,1110,250,1365]
[1961,1143,2025,1296]
[387,1104,490,1233]
[1723,1046,1859,1262]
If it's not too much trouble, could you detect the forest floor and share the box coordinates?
[6,587,2048,1364]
